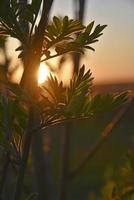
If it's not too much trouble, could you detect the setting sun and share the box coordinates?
[38,63,50,84]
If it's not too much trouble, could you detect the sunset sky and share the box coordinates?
[50,0,134,83]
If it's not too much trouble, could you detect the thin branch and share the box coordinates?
[13,106,35,200]
[0,152,10,197]
[11,138,22,163]
[0,86,12,197]
[59,123,71,200]
[41,53,62,63]
[11,162,30,195]
[1,91,11,140]
[28,113,104,135]
[69,98,133,180]
[69,138,104,180]
[41,50,81,63]
[34,116,94,134]
[33,100,131,133]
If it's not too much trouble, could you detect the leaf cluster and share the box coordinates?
[42,16,107,60]
[0,0,128,140]
[38,65,127,127]
[0,1,107,61]
[3,65,127,129]
[0,92,27,166]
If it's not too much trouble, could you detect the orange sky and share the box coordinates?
[50,0,134,83]
[5,0,134,84]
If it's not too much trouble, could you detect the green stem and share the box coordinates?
[13,106,34,200]
[41,51,73,63]
[59,123,71,200]
[69,99,132,179]
[0,152,10,198]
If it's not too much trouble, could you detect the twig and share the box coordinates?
[0,87,12,198]
[1,90,11,140]
[69,98,133,179]
[69,138,104,180]
[11,162,30,195]
[13,106,34,200]
[35,100,131,133]
[35,116,94,133]
[59,123,71,200]
[41,51,80,63]
[0,152,10,198]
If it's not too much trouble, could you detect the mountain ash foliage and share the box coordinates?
[0,0,128,200]
[0,0,127,131]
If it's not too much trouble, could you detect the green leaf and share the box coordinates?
[84,92,128,116]
[53,16,62,32]
[65,65,93,116]
[44,16,84,51]
[0,1,27,43]
[38,65,128,126]
[41,75,66,106]
[94,24,107,35]
[84,46,95,51]
[15,45,23,51]
[85,21,94,34]
[62,16,69,33]
[42,17,107,60]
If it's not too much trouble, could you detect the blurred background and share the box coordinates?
[1,1,134,199]
[5,0,134,87]
[50,0,134,84]
[5,0,134,94]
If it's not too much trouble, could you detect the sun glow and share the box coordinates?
[38,63,50,84]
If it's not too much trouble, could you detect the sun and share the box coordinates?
[38,63,50,84]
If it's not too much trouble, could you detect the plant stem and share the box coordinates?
[0,152,10,198]
[15,2,53,199]
[69,99,132,179]
[0,84,12,198]
[70,137,104,179]
[13,106,34,200]
[59,123,71,200]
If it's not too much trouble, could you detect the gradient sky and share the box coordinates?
[50,0,134,83]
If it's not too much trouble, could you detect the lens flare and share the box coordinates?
[38,63,49,84]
